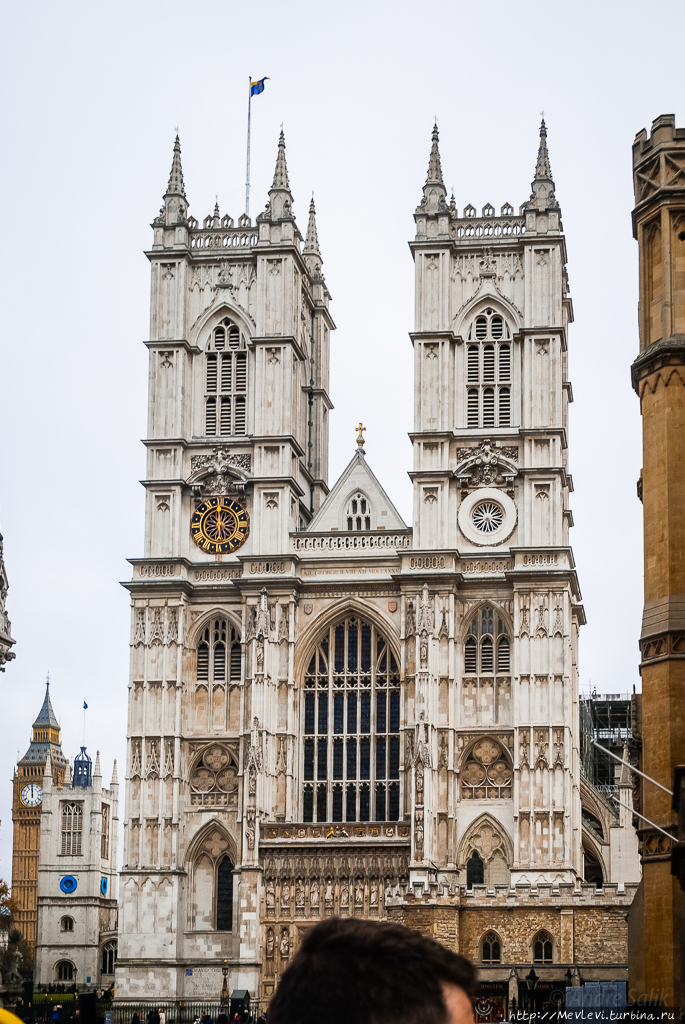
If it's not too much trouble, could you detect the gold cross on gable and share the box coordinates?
[356,422,366,447]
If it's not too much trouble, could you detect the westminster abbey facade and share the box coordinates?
[116,124,639,1013]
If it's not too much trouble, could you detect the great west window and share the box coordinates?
[302,617,401,823]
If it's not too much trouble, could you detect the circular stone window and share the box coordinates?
[472,500,504,534]
[458,487,517,547]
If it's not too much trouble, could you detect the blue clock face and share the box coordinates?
[100,877,108,896]
[60,875,77,894]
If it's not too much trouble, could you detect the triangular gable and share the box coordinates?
[308,450,407,532]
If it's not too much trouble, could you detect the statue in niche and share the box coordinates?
[340,882,349,907]
[266,928,275,958]
[415,761,424,799]
[310,881,319,907]
[266,882,275,908]
[355,880,364,906]
[280,928,290,958]
[281,882,291,904]
[325,878,334,904]
[370,882,379,906]
[296,880,305,907]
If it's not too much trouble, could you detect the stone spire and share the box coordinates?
[417,122,447,216]
[165,135,186,199]
[44,749,52,780]
[271,129,290,192]
[528,118,558,211]
[111,759,118,786]
[303,196,324,281]
[94,750,101,777]
[159,134,189,227]
[426,122,445,188]
[304,197,320,255]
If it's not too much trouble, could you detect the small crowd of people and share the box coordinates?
[130,1009,267,1024]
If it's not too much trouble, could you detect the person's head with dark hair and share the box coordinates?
[268,917,476,1024]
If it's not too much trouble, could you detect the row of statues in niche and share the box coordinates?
[265,877,381,911]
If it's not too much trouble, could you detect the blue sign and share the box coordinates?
[101,877,108,896]
[186,969,193,976]
[60,875,77,894]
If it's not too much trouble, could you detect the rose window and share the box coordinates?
[190,744,239,807]
[472,500,504,534]
[461,738,512,799]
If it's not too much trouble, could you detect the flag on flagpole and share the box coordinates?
[250,77,269,97]
[83,701,88,709]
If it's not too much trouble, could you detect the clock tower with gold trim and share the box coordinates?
[11,680,68,949]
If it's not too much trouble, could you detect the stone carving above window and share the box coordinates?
[460,815,512,887]
[189,744,239,807]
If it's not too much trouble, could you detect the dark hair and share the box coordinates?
[268,917,476,1024]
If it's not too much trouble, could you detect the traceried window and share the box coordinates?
[205,317,247,437]
[302,617,401,824]
[533,930,554,964]
[460,738,513,800]
[101,941,117,976]
[481,931,502,964]
[101,803,110,859]
[61,802,83,856]
[466,308,512,428]
[197,619,242,686]
[464,608,510,675]
[345,493,372,531]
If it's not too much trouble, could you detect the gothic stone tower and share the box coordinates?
[118,123,635,1009]
[409,121,583,885]
[0,532,16,670]
[35,749,119,990]
[629,113,685,1007]
[116,133,333,1000]
[11,682,68,950]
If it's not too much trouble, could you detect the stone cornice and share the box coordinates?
[631,334,685,392]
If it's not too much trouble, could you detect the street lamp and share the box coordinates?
[565,969,573,988]
[525,969,539,993]
[221,961,229,1006]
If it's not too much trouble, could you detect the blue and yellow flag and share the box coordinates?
[250,77,269,97]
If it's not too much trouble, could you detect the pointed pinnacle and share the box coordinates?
[111,759,119,786]
[304,197,320,254]
[534,118,553,181]
[271,129,290,192]
[94,750,101,777]
[165,134,186,198]
[426,122,444,187]
[44,749,53,778]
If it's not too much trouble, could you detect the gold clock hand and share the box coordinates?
[216,506,222,538]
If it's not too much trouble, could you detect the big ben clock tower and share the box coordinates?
[11,680,68,949]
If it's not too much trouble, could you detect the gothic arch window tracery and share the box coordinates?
[189,744,239,808]
[460,739,513,800]
[204,317,247,437]
[466,308,512,428]
[60,802,83,856]
[460,816,512,887]
[55,960,74,982]
[533,930,554,964]
[464,607,511,675]
[481,930,502,964]
[197,618,242,687]
[187,825,237,932]
[101,941,117,976]
[345,493,372,532]
[302,616,401,824]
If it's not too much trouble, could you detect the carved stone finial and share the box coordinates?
[356,422,366,453]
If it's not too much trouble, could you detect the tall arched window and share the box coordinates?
[197,619,242,685]
[464,608,510,675]
[481,931,501,964]
[101,941,117,976]
[60,802,83,856]
[533,931,554,964]
[345,493,372,531]
[205,317,247,437]
[302,617,400,823]
[216,856,234,930]
[60,917,74,933]
[466,309,512,428]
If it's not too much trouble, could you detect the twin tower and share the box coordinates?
[116,122,600,1003]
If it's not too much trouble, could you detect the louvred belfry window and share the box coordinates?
[61,802,83,856]
[197,619,242,685]
[464,607,511,675]
[466,309,512,427]
[302,617,400,824]
[205,318,247,436]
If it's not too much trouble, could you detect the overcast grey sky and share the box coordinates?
[1,0,682,877]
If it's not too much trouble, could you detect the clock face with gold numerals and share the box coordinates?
[191,496,250,554]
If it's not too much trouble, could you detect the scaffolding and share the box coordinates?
[579,695,632,790]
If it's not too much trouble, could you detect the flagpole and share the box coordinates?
[246,75,252,217]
